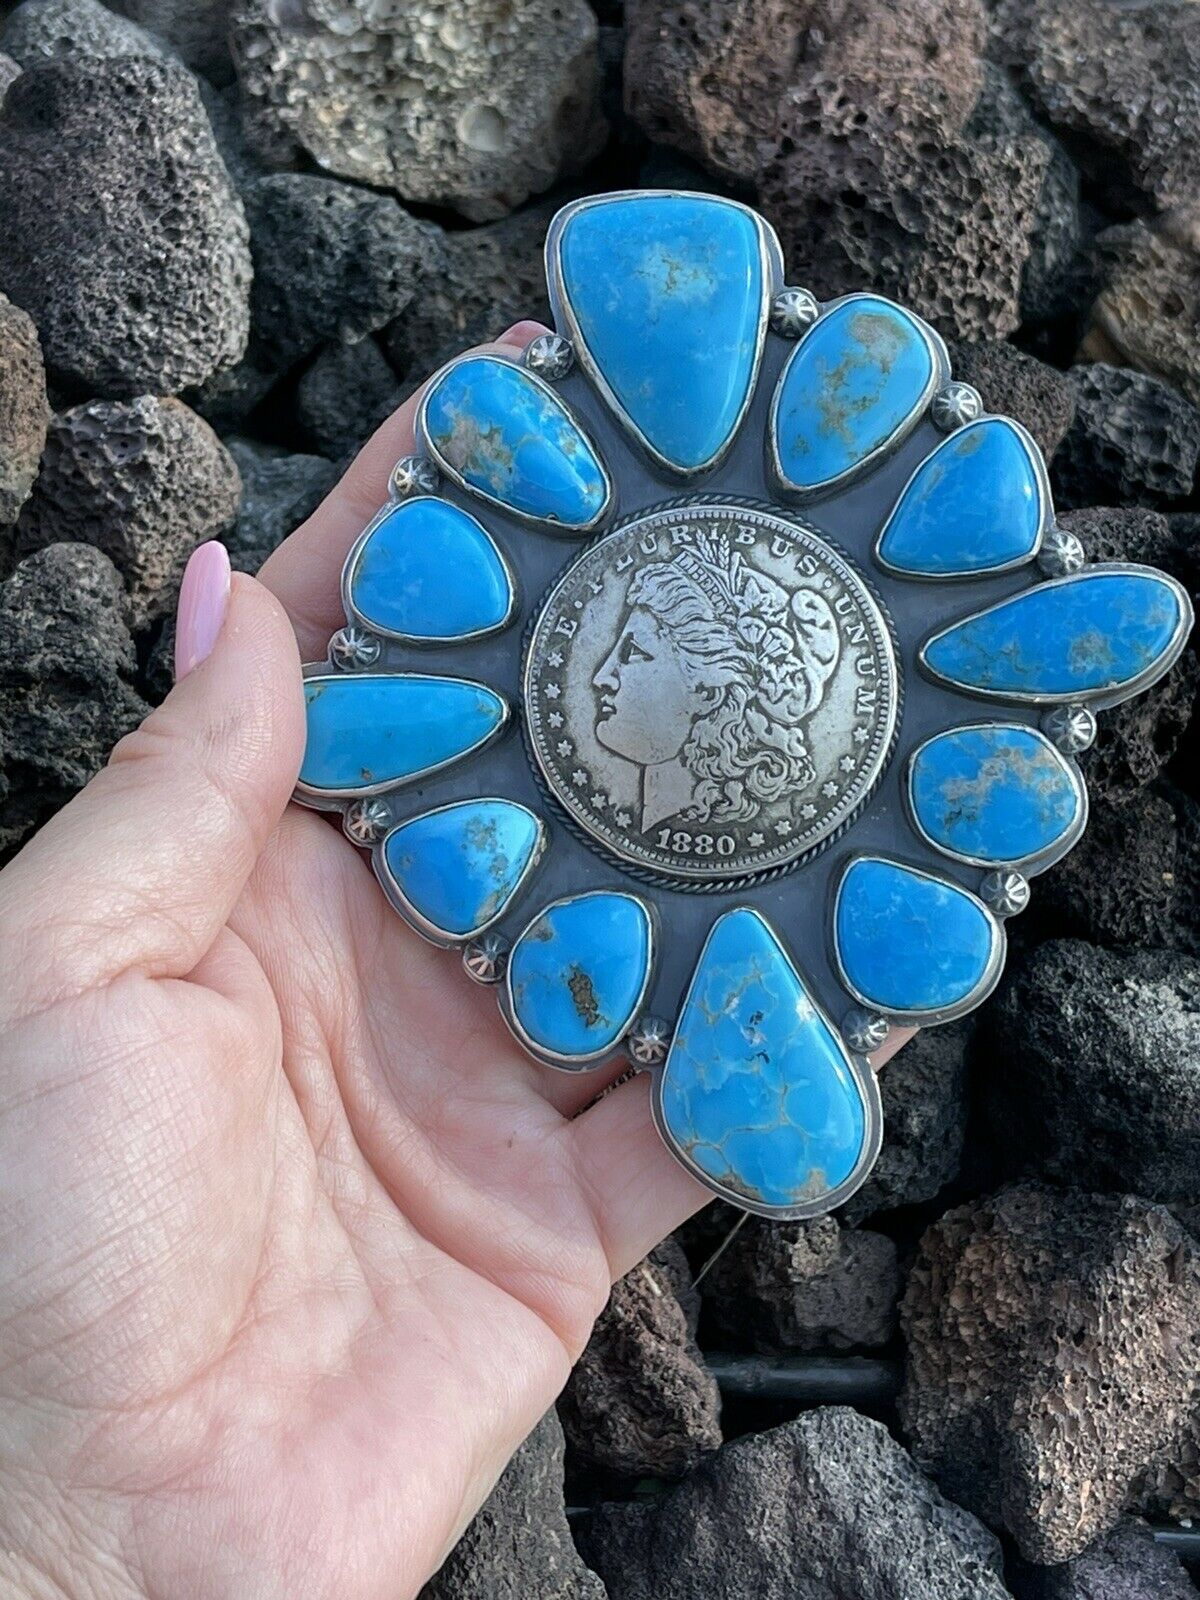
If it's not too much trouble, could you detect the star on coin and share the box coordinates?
[615,811,632,828]
[852,726,869,744]
[547,711,563,728]
[775,819,791,836]
[547,650,564,668]
[749,831,765,847]
[822,780,838,797]
[839,755,855,772]
[801,803,817,819]
[556,740,573,757]
[545,683,561,699]
[591,793,607,809]
[571,769,587,786]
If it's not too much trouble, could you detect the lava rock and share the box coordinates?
[0,293,49,537]
[949,340,1076,463]
[704,1214,901,1353]
[759,72,1048,340]
[230,0,606,223]
[900,1184,1200,1563]
[977,942,1200,1204]
[1009,1518,1200,1600]
[990,0,1200,214]
[296,340,401,462]
[624,0,988,187]
[1082,222,1200,413]
[1053,365,1200,509]
[0,543,148,858]
[840,1022,970,1224]
[0,57,250,399]
[16,396,240,629]
[383,204,554,385]
[0,53,19,96]
[1,0,172,66]
[244,174,431,373]
[579,1406,1010,1600]
[559,1239,721,1480]
[223,437,337,576]
[420,1409,605,1599]
[108,0,233,82]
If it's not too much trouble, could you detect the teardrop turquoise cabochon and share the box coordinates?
[556,193,766,472]
[379,800,543,941]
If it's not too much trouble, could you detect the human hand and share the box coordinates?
[0,323,910,1600]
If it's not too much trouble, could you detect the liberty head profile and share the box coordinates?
[592,529,840,833]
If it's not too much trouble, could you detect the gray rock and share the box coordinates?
[1082,221,1200,413]
[840,1022,970,1224]
[245,173,431,371]
[759,71,1048,340]
[0,292,49,536]
[108,0,233,82]
[704,1214,901,1352]
[16,396,240,629]
[223,437,337,575]
[948,340,1076,463]
[624,0,988,187]
[0,57,250,398]
[977,942,1200,1204]
[383,204,554,385]
[579,1406,1010,1600]
[1,0,172,66]
[296,340,401,461]
[900,1184,1200,1563]
[559,1239,721,1480]
[420,1409,605,1599]
[1010,1518,1200,1599]
[1052,364,1200,510]
[230,0,607,222]
[0,53,19,96]
[0,543,148,858]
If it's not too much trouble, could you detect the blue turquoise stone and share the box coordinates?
[558,194,764,471]
[878,418,1044,576]
[347,498,512,641]
[922,569,1187,701]
[835,858,999,1016]
[381,800,542,939]
[508,892,651,1060]
[910,725,1083,865]
[422,355,608,527]
[300,674,506,795]
[658,908,869,1211]
[771,296,935,492]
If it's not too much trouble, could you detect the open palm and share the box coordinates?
[0,326,904,1600]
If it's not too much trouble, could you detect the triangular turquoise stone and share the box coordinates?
[657,908,873,1213]
[379,800,542,941]
[557,194,766,472]
[878,417,1045,576]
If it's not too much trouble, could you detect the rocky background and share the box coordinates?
[1,0,1199,1593]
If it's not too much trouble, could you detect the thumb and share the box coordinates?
[0,542,306,1017]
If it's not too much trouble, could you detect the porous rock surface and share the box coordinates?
[419,1409,605,1599]
[230,0,607,222]
[0,52,19,95]
[977,943,1200,1203]
[579,1406,1011,1600]
[296,340,401,462]
[900,1184,1200,1563]
[0,293,49,536]
[1082,222,1200,412]
[1052,365,1200,509]
[223,438,337,576]
[1009,1517,1200,1599]
[1,0,173,66]
[949,340,1076,463]
[0,543,147,858]
[559,1239,721,1480]
[16,397,241,629]
[0,56,250,398]
[109,0,234,81]
[704,1214,901,1352]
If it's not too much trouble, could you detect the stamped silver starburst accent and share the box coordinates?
[931,382,983,432]
[329,625,381,670]
[463,931,510,985]
[1042,703,1097,755]
[980,868,1030,917]
[629,1015,671,1068]
[344,797,390,845]
[524,332,575,381]
[769,286,820,339]
[1037,524,1086,577]
[843,1007,890,1055]
[389,454,440,499]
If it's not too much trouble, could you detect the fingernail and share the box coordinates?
[175,541,231,681]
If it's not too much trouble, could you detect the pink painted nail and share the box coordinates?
[175,541,231,680]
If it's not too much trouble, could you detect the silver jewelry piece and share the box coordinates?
[1037,525,1086,577]
[931,382,983,432]
[329,625,381,670]
[980,868,1031,918]
[769,286,820,339]
[1042,703,1097,754]
[524,332,575,381]
[628,1015,672,1068]
[842,1008,890,1055]
[390,455,440,499]
[463,932,510,985]
[344,797,391,845]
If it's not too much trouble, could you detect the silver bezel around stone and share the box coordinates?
[1037,524,1086,577]
[842,1007,890,1056]
[344,797,391,845]
[931,382,983,432]
[1042,703,1097,754]
[524,332,575,381]
[980,868,1030,917]
[769,286,820,339]
[389,454,440,499]
[463,931,510,985]
[628,1015,671,1068]
[329,625,381,671]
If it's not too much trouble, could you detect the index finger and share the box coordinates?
[259,321,550,663]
